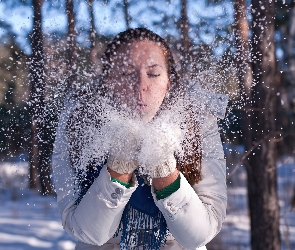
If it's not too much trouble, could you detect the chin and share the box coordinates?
[142,112,157,123]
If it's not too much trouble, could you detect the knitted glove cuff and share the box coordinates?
[107,156,137,174]
[152,157,177,178]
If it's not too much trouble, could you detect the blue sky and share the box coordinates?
[0,0,234,55]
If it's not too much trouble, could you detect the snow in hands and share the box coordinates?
[73,79,228,177]
[77,97,186,177]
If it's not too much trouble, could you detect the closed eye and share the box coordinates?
[147,73,160,78]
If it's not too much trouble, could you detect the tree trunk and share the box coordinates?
[180,0,191,76]
[248,1,281,249]
[286,0,295,214]
[233,0,252,150]
[29,0,53,195]
[123,0,130,29]
[66,0,77,91]
[287,1,295,76]
[87,0,97,63]
[28,122,39,189]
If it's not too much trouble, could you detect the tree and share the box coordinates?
[286,0,295,213]
[29,0,53,195]
[179,0,191,75]
[87,0,97,63]
[275,0,295,221]
[275,1,295,156]
[180,0,190,55]
[233,0,252,149]
[0,34,30,157]
[66,0,77,91]
[123,0,131,29]
[247,0,281,249]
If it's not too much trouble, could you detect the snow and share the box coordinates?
[137,115,184,175]
[0,151,294,249]
[0,162,77,250]
[71,81,228,175]
[209,148,295,250]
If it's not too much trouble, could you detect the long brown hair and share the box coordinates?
[68,28,202,185]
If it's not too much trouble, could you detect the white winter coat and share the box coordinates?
[52,94,227,250]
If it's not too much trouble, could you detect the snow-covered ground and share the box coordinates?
[208,149,295,250]
[0,149,294,250]
[0,162,76,250]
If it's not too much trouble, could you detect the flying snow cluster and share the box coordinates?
[68,78,228,175]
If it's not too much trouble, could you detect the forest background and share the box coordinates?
[0,0,295,249]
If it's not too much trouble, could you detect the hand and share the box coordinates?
[102,115,142,174]
[138,118,183,178]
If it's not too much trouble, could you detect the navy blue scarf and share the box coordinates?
[75,165,169,250]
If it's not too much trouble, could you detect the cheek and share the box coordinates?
[147,83,168,107]
[152,78,169,98]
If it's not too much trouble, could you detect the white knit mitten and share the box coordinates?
[107,155,138,175]
[149,157,177,178]
[103,116,142,174]
[138,119,183,178]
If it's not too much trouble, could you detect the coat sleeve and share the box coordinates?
[153,114,227,249]
[52,97,138,246]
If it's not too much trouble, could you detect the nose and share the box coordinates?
[137,72,148,99]
[139,73,149,91]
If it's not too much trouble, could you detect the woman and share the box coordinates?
[52,28,227,250]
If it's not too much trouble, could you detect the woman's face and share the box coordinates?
[107,41,169,123]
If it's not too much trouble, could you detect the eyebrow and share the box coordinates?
[147,64,164,69]
[119,63,164,69]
